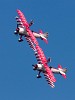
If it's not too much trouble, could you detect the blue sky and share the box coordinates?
[0,0,75,100]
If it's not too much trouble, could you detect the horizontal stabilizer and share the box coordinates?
[39,30,48,44]
[58,64,67,79]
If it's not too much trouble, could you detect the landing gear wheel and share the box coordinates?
[37,75,41,78]
[18,39,23,42]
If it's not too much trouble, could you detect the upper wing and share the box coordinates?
[17,9,39,46]
[35,45,56,85]
[35,45,47,64]
[24,36,36,51]
[17,9,29,28]
[43,64,56,88]
[44,72,55,88]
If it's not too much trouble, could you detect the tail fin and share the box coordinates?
[58,65,67,79]
[39,30,48,44]
[58,64,62,69]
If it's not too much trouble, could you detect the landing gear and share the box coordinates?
[37,71,41,78]
[18,38,23,42]
[18,35,23,42]
[37,74,41,78]
[32,64,42,78]
[14,31,18,35]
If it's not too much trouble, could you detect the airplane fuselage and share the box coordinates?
[35,64,46,72]
[33,64,67,75]
[17,27,48,39]
[18,27,28,36]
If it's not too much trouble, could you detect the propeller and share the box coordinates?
[14,24,19,36]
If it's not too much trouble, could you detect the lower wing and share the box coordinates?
[44,72,55,88]
[43,65,56,88]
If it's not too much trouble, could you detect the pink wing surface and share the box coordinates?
[26,29,39,45]
[17,9,39,46]
[24,36,36,51]
[44,72,55,88]
[44,65,56,83]
[35,45,56,83]
[17,9,29,28]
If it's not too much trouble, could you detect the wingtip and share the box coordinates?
[62,74,67,79]
[43,38,48,44]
